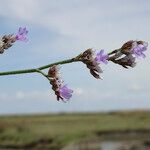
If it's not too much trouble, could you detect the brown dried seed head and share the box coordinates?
[0,34,16,53]
[2,35,16,43]
[90,69,100,79]
[115,54,136,68]
[121,40,134,54]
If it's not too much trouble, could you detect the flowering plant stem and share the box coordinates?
[35,69,51,81]
[0,57,79,76]
[0,47,137,77]
[0,27,147,101]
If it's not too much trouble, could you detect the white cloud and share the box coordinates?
[0,87,110,101]
[16,91,25,99]
[0,90,52,101]
[73,87,114,100]
[1,0,150,40]
[0,85,150,115]
[74,88,83,96]
[0,0,40,21]
[129,83,143,92]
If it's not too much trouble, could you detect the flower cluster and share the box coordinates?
[121,40,148,57]
[0,27,28,54]
[48,65,73,101]
[109,40,148,68]
[79,49,108,79]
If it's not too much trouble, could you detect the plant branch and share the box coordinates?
[0,57,78,76]
[35,69,51,81]
[0,48,122,77]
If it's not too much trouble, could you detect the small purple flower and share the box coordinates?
[15,27,28,42]
[59,85,73,101]
[131,41,148,58]
[95,49,109,64]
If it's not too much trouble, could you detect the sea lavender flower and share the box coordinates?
[121,40,148,58]
[48,65,73,101]
[131,41,148,58]
[95,49,109,64]
[15,27,28,42]
[79,49,103,79]
[117,40,148,68]
[59,85,73,101]
[0,27,28,54]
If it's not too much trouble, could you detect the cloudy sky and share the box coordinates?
[0,0,150,115]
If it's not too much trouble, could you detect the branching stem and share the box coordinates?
[0,49,120,76]
[0,57,78,76]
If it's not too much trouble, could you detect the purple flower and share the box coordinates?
[95,49,109,64]
[131,41,148,58]
[59,85,73,101]
[15,27,28,42]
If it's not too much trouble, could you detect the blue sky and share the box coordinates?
[0,0,150,115]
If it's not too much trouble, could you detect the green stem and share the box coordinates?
[35,69,51,81]
[107,48,121,55]
[0,57,78,76]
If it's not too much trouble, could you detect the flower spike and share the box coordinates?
[0,27,28,54]
[48,65,73,101]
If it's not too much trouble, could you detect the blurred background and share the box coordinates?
[0,0,150,150]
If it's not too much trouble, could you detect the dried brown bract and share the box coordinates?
[80,49,102,79]
[0,35,16,54]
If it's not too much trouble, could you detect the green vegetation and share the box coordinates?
[0,111,150,149]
